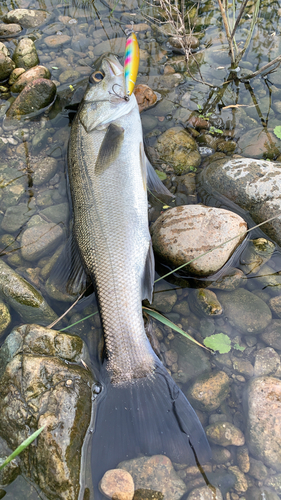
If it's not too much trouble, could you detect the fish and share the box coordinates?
[54,53,211,497]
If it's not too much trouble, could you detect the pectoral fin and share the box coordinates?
[95,123,124,175]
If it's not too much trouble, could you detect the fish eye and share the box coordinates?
[89,70,105,83]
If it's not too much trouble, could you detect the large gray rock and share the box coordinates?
[12,38,39,70]
[245,377,281,471]
[21,222,64,261]
[151,205,247,276]
[171,335,211,384]
[4,9,50,28]
[0,324,93,500]
[186,370,230,412]
[197,157,281,246]
[0,259,57,325]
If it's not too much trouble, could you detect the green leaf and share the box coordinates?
[143,307,207,349]
[203,333,231,354]
[274,126,281,140]
[0,425,45,470]
[233,343,245,352]
[155,170,167,181]
[52,66,59,70]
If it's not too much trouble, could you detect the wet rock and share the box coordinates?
[187,486,222,500]
[44,34,71,48]
[1,203,35,232]
[0,323,93,500]
[0,455,19,486]
[0,50,15,81]
[245,376,281,471]
[0,301,11,336]
[4,9,50,28]
[100,469,134,500]
[133,490,164,500]
[21,222,64,262]
[94,37,127,56]
[197,157,281,246]
[171,335,211,384]
[228,466,248,492]
[0,23,22,37]
[205,422,245,446]
[6,78,56,120]
[211,445,232,464]
[254,347,280,376]
[59,69,80,84]
[118,455,186,500]
[12,38,39,70]
[155,127,201,174]
[231,356,254,378]
[151,205,247,276]
[40,203,69,225]
[246,486,279,500]
[134,84,157,112]
[186,370,230,412]
[0,259,57,325]
[151,286,177,313]
[248,457,268,480]
[269,295,281,317]
[237,128,280,159]
[168,34,199,51]
[189,289,223,317]
[240,238,275,274]
[209,268,244,291]
[8,67,25,85]
[11,65,50,93]
[237,446,250,473]
[31,156,58,186]
[264,476,281,495]
[260,320,281,350]
[217,289,272,334]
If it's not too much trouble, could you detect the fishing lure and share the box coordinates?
[124,31,140,97]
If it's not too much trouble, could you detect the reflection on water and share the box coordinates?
[0,0,281,498]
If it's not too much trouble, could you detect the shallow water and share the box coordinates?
[0,0,281,498]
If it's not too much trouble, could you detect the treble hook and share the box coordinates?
[109,83,129,101]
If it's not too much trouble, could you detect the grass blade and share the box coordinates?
[143,306,211,351]
[0,425,45,470]
[60,311,98,331]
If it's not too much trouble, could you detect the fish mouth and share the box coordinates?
[104,55,123,77]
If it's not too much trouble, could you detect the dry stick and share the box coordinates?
[217,0,235,64]
[230,0,250,40]
[241,55,281,80]
[47,288,88,329]
[155,212,281,283]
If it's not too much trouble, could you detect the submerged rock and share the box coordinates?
[186,370,230,412]
[155,127,201,174]
[4,9,50,28]
[197,157,281,246]
[11,65,51,93]
[189,289,223,317]
[100,469,134,500]
[260,320,281,350]
[0,259,57,325]
[118,455,187,500]
[6,78,56,120]
[21,222,64,261]
[205,422,245,447]
[0,324,93,500]
[0,50,15,81]
[245,377,281,471]
[0,300,11,336]
[151,205,247,276]
[0,23,22,37]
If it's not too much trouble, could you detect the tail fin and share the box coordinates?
[91,358,211,498]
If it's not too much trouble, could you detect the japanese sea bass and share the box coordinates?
[67,54,211,497]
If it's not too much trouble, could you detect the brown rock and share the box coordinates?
[0,23,22,37]
[8,67,25,85]
[100,469,134,500]
[134,84,157,112]
[187,370,230,412]
[205,422,245,447]
[11,65,50,92]
[44,34,71,48]
[6,78,56,120]
[0,52,15,80]
[237,128,280,159]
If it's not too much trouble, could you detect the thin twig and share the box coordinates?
[230,0,250,40]
[217,0,235,63]
[47,287,89,329]
[241,55,281,80]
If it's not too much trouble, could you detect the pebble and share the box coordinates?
[186,370,230,412]
[268,295,281,318]
[44,35,71,48]
[228,466,248,492]
[0,23,22,37]
[134,84,157,113]
[205,422,245,446]
[237,446,250,473]
[189,289,223,317]
[248,457,268,480]
[0,51,15,80]
[11,65,51,93]
[187,486,223,500]
[155,127,201,174]
[99,469,134,500]
[260,320,281,350]
[0,301,11,336]
[31,157,58,186]
[253,347,280,376]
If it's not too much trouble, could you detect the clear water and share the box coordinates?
[0,0,281,498]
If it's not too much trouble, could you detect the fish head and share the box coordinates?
[79,53,137,133]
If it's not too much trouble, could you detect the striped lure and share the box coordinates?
[124,32,140,96]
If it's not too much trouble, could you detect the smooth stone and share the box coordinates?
[205,422,245,446]
[100,469,134,500]
[118,455,187,500]
[31,157,58,186]
[246,486,279,500]
[151,285,177,313]
[155,127,201,174]
[4,9,50,28]
[169,34,199,50]
[264,476,281,495]
[187,486,223,500]
[245,376,281,471]
[237,446,250,473]
[260,320,281,350]
[211,445,232,464]
[11,65,50,93]
[0,324,93,500]
[171,335,211,384]
[0,23,22,37]
[39,203,69,225]
[94,37,127,56]
[21,222,64,261]
[133,490,164,500]
[237,128,280,159]
[197,157,281,246]
[0,52,15,80]
[269,295,281,317]
[216,289,272,334]
[1,203,35,232]
[254,347,280,376]
[189,289,223,317]
[6,78,56,119]
[12,38,39,70]
[240,238,275,274]
[208,267,244,291]
[0,301,11,336]
[186,370,230,412]
[248,457,268,480]
[228,466,248,492]
[59,69,80,84]
[44,34,71,48]
[231,356,254,378]
[0,260,57,325]
[151,205,247,276]
[8,67,25,85]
